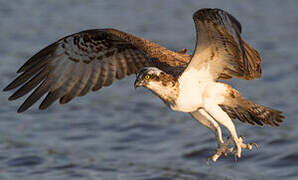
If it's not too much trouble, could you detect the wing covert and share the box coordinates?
[4,29,190,112]
[186,8,262,81]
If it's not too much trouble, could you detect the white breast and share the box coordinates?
[169,66,229,112]
[170,69,207,112]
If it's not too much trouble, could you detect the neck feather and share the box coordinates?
[147,77,179,106]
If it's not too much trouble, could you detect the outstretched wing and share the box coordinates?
[185,8,261,81]
[4,29,190,112]
[220,87,284,127]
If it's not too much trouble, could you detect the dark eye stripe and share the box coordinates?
[136,68,147,80]
[150,74,159,81]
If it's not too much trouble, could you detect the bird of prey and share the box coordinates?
[3,8,284,162]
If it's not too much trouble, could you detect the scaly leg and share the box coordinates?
[190,109,231,163]
[204,102,257,159]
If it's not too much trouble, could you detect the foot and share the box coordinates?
[207,138,231,164]
[228,136,258,159]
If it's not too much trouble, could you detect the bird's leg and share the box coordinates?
[191,109,231,163]
[204,104,259,160]
[204,103,246,159]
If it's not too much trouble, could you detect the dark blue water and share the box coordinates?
[1,0,297,179]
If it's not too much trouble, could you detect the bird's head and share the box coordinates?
[135,67,170,88]
[134,67,178,102]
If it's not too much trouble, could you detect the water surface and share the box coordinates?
[0,0,297,179]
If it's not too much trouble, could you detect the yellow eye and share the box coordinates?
[145,75,150,80]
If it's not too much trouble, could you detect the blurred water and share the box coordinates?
[0,0,297,180]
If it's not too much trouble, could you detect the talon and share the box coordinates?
[247,144,253,150]
[206,138,231,163]
[250,142,258,150]
[206,154,218,164]
[228,147,235,154]
[222,138,230,157]
[234,153,238,162]
[236,146,241,158]
[206,157,211,165]
[230,136,258,161]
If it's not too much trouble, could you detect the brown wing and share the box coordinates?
[220,87,284,127]
[186,8,261,81]
[3,29,190,112]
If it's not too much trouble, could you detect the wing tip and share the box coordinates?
[16,66,26,74]
[17,105,27,113]
[59,94,74,104]
[193,8,222,19]
[8,95,17,101]
[3,86,10,92]
[3,82,17,92]
[193,8,242,34]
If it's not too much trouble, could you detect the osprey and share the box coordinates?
[3,8,284,162]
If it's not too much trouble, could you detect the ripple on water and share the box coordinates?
[268,138,294,146]
[1,0,298,179]
[267,153,298,168]
[50,163,77,170]
[182,147,213,159]
[7,156,43,167]
[62,134,97,141]
[143,177,177,180]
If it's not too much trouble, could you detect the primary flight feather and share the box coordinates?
[4,8,284,162]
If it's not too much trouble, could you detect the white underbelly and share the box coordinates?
[170,95,202,112]
[168,66,229,112]
[170,82,206,112]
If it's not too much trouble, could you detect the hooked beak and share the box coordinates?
[134,79,144,89]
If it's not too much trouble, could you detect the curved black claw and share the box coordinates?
[248,142,259,150]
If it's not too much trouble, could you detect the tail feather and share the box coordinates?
[220,96,284,127]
